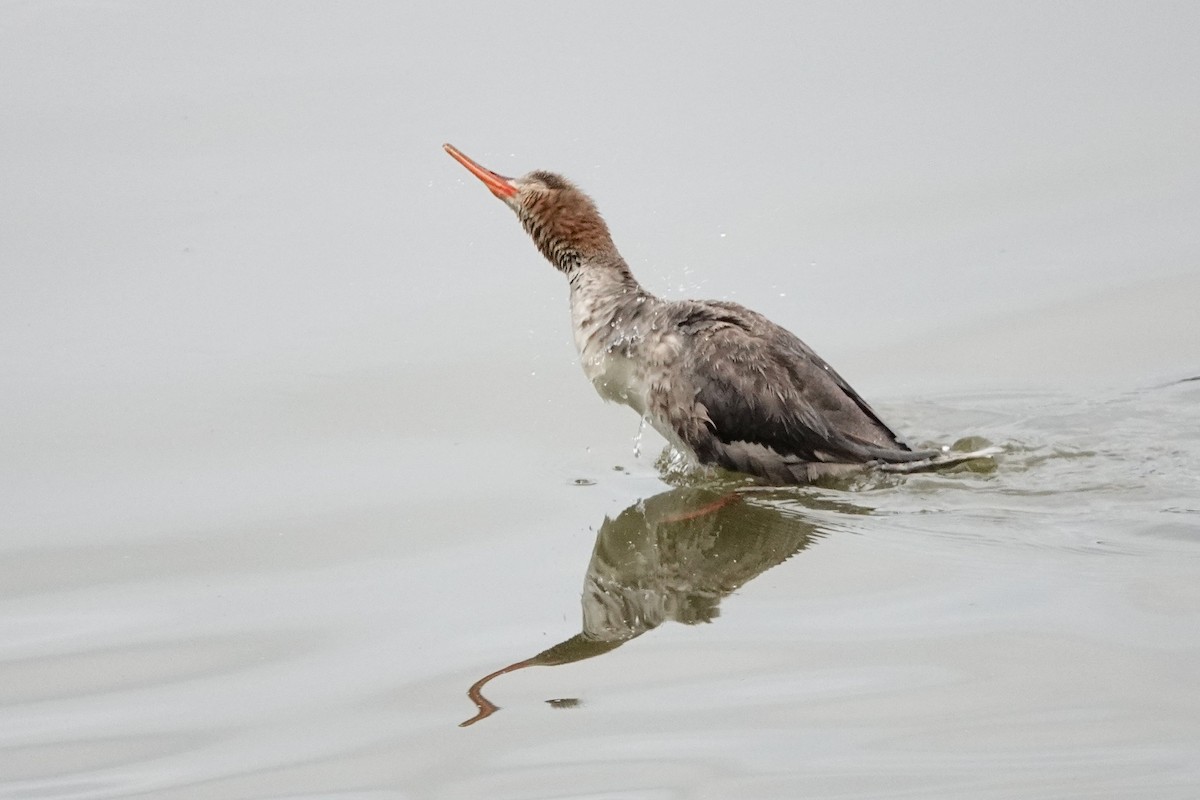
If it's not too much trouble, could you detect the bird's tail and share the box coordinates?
[873,445,1002,473]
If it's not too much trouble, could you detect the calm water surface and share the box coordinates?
[4,367,1199,798]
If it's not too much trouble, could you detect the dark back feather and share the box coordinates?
[679,301,923,464]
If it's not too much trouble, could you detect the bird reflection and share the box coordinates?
[461,485,863,726]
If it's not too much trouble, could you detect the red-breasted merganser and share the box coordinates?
[444,144,990,484]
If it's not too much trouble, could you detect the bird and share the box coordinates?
[443,143,992,484]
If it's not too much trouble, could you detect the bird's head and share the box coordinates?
[444,143,616,273]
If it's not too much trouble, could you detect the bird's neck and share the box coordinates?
[568,253,658,362]
[567,250,640,293]
[568,253,648,317]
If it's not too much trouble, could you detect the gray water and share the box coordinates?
[3,4,1200,799]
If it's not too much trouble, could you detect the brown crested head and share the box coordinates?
[444,144,617,273]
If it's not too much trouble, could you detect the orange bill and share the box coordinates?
[443,143,518,199]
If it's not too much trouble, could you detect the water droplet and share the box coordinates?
[573,478,596,486]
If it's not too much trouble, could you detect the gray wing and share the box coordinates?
[666,302,931,482]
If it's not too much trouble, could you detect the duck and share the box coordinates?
[444,144,990,483]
